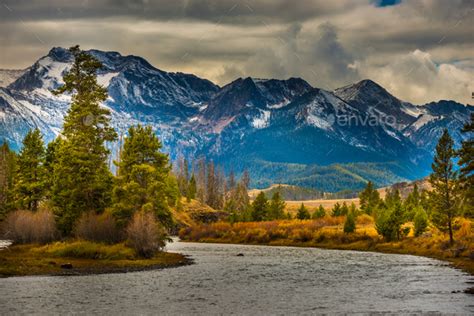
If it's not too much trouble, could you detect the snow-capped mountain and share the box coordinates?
[0,47,472,191]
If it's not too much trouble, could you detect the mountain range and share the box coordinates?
[0,47,472,192]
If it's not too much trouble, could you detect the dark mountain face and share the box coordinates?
[202,77,312,122]
[0,47,472,191]
[334,79,419,130]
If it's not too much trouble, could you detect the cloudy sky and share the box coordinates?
[0,0,473,104]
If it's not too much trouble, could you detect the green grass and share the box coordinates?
[0,241,190,277]
[33,241,136,260]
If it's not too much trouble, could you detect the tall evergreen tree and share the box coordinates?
[241,170,250,190]
[413,206,428,237]
[429,129,459,244]
[187,174,197,201]
[52,45,117,234]
[404,183,420,220]
[267,192,286,220]
[206,161,220,209]
[384,188,402,210]
[112,124,176,228]
[0,142,17,219]
[251,192,268,221]
[359,181,381,215]
[14,129,46,211]
[375,202,404,241]
[44,137,61,198]
[228,170,236,192]
[458,113,473,217]
[196,158,206,203]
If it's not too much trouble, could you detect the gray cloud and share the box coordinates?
[0,0,473,104]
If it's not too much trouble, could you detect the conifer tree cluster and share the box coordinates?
[367,125,472,244]
[0,46,179,243]
[0,143,17,219]
[248,191,287,222]
[174,156,252,220]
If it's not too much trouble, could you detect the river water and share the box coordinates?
[1,240,473,315]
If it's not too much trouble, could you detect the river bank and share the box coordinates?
[179,219,474,276]
[2,240,472,314]
[0,241,192,277]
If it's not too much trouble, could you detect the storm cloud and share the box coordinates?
[0,0,473,104]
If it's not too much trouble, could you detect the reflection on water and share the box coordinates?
[0,240,473,314]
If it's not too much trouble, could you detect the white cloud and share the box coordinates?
[358,49,474,104]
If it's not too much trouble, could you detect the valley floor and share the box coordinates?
[179,218,474,276]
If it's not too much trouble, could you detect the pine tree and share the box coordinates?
[251,192,268,221]
[331,202,342,216]
[195,158,206,203]
[296,203,310,220]
[344,211,356,233]
[176,156,189,198]
[429,129,459,244]
[375,202,404,241]
[349,202,358,215]
[206,161,219,209]
[340,202,349,216]
[385,188,401,207]
[458,113,473,217]
[51,45,117,234]
[44,138,61,198]
[0,142,17,219]
[14,129,46,211]
[241,170,250,190]
[228,170,236,191]
[226,180,251,222]
[187,174,197,201]
[359,181,381,215]
[312,204,326,219]
[404,183,421,220]
[267,192,286,220]
[112,124,175,228]
[413,206,428,237]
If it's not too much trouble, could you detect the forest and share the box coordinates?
[0,46,473,276]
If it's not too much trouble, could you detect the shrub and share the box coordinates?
[74,211,121,244]
[455,218,472,239]
[1,209,58,244]
[126,211,168,258]
[356,214,374,225]
[413,206,428,237]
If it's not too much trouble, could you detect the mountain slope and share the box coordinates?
[0,47,472,191]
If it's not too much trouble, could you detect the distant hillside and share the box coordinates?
[249,183,359,201]
[378,177,431,199]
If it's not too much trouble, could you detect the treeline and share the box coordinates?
[358,122,473,243]
[258,185,325,201]
[174,157,250,212]
[0,46,178,257]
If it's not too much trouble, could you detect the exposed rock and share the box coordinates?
[60,263,73,269]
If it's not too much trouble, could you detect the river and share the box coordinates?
[1,240,473,314]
